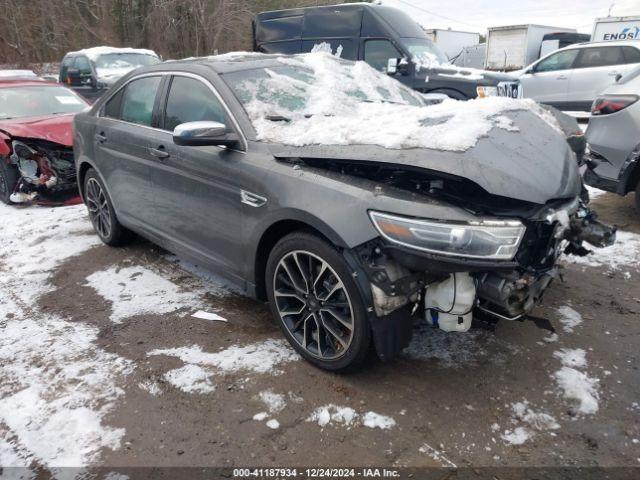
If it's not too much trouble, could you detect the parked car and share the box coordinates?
[583,66,640,211]
[73,52,614,371]
[253,3,514,100]
[0,79,88,204]
[514,40,640,112]
[60,46,161,102]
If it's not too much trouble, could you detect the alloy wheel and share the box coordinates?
[273,250,355,360]
[85,177,112,239]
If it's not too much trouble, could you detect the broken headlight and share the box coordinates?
[369,211,526,260]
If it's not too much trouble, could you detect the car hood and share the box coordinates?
[0,113,75,146]
[268,110,581,205]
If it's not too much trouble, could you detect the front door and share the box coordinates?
[149,74,246,280]
[520,49,579,107]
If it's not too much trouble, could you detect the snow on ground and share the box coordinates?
[259,390,286,413]
[85,266,203,323]
[552,348,600,415]
[556,306,583,334]
[147,339,300,393]
[137,380,162,396]
[419,443,458,469]
[0,204,132,467]
[306,405,394,430]
[230,51,562,152]
[586,185,607,201]
[501,401,560,446]
[564,230,640,272]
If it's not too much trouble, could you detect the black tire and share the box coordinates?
[84,168,132,246]
[266,231,372,372]
[0,160,19,204]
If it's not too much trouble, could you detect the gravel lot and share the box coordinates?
[0,189,639,477]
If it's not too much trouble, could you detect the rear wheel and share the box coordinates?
[266,232,372,372]
[84,168,132,246]
[0,161,19,204]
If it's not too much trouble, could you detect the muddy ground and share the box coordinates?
[1,190,639,477]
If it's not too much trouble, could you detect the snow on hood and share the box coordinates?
[0,114,75,146]
[229,51,562,152]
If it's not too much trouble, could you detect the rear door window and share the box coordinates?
[74,56,93,74]
[534,49,578,72]
[574,47,625,69]
[162,76,226,132]
[364,39,402,72]
[120,76,162,126]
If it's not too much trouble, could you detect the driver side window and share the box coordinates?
[163,76,226,132]
[364,39,402,72]
[534,49,578,73]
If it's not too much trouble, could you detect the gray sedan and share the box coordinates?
[73,53,614,371]
[583,66,640,213]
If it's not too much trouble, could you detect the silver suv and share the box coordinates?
[517,40,640,112]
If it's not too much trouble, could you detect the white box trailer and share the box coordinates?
[592,16,640,41]
[424,29,481,61]
[485,24,576,71]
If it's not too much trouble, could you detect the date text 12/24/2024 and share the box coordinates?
[233,468,401,478]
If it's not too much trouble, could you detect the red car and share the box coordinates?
[0,78,88,204]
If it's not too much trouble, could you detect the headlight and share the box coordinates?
[369,211,526,260]
[476,86,498,98]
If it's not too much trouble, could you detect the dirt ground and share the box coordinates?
[1,190,639,478]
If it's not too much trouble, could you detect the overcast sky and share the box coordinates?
[380,0,640,34]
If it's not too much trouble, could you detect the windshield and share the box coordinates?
[0,86,86,120]
[401,37,449,65]
[94,53,160,70]
[223,54,428,120]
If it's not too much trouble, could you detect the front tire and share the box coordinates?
[84,168,132,246]
[0,160,19,204]
[266,232,372,372]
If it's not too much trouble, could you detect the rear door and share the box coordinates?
[149,74,246,279]
[567,46,628,109]
[519,49,578,106]
[94,75,165,232]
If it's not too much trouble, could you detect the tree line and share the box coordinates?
[0,0,346,64]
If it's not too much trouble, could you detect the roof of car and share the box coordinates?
[565,39,640,49]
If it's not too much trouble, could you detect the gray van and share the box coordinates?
[253,2,514,100]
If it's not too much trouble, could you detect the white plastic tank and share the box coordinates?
[425,272,476,332]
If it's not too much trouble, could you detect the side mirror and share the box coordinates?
[386,57,410,76]
[615,73,622,82]
[173,121,239,147]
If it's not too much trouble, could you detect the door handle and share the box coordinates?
[556,75,568,80]
[148,147,170,159]
[95,132,106,143]
[608,71,620,76]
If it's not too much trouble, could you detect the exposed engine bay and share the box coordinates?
[7,139,77,203]
[285,156,616,350]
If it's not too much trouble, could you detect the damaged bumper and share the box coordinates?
[7,139,77,203]
[349,199,616,360]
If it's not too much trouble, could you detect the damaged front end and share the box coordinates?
[290,157,616,360]
[7,139,77,203]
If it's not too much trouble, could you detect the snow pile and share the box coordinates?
[230,51,562,151]
[307,404,394,430]
[164,365,215,394]
[137,380,162,396]
[85,266,202,323]
[556,306,583,333]
[0,203,132,467]
[308,405,358,428]
[69,46,158,61]
[501,401,559,445]
[564,230,640,272]
[259,390,286,413]
[552,348,600,415]
[147,339,300,393]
